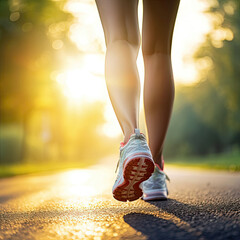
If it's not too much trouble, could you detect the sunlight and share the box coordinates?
[55,65,106,105]
[100,103,122,138]
[172,0,212,84]
[60,170,96,198]
[56,167,114,199]
[53,53,106,105]
[64,0,103,53]
[56,69,100,102]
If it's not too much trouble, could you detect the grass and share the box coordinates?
[0,161,92,178]
[166,152,240,172]
[0,152,239,178]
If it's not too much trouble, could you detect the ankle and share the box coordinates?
[123,127,137,143]
[123,135,131,144]
[153,152,164,170]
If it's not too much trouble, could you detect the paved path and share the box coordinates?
[0,157,239,240]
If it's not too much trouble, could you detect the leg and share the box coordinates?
[142,0,180,167]
[95,0,140,143]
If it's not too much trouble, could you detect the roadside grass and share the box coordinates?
[0,161,91,178]
[166,152,240,172]
[0,152,239,178]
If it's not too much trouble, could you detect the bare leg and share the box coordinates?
[95,0,140,143]
[142,0,180,167]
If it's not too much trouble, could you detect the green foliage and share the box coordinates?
[166,151,240,172]
[164,0,240,158]
[0,0,74,163]
[0,1,116,164]
[0,124,23,163]
[164,86,221,157]
[193,0,240,147]
[0,161,90,178]
[0,0,74,124]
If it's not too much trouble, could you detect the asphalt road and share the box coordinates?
[0,157,239,240]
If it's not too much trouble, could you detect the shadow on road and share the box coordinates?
[124,198,240,240]
[124,212,197,240]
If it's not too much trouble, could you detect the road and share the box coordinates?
[0,156,239,240]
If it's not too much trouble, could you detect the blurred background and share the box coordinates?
[0,0,239,174]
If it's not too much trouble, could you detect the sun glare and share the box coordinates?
[54,53,106,105]
[57,167,114,199]
[172,0,212,84]
[56,68,104,104]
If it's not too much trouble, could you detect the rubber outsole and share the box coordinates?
[113,157,154,202]
[142,191,168,201]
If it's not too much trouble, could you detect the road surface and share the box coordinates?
[0,157,239,240]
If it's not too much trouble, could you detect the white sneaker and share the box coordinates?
[142,163,169,201]
[112,129,154,202]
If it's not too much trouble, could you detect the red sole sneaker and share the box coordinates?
[113,157,154,202]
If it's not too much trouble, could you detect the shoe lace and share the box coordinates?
[151,168,170,182]
[115,158,120,173]
[164,171,170,182]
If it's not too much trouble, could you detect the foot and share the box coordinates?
[142,163,169,201]
[112,128,155,202]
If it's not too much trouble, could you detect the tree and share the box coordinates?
[193,0,240,150]
[164,0,240,157]
[0,0,75,123]
[0,0,75,162]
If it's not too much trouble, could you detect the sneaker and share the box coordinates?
[112,128,155,202]
[142,159,170,201]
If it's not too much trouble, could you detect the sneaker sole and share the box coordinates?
[142,190,168,201]
[113,155,154,202]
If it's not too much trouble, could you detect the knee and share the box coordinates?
[107,36,140,52]
[142,39,171,57]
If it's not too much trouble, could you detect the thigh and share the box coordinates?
[95,0,140,46]
[142,0,180,55]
